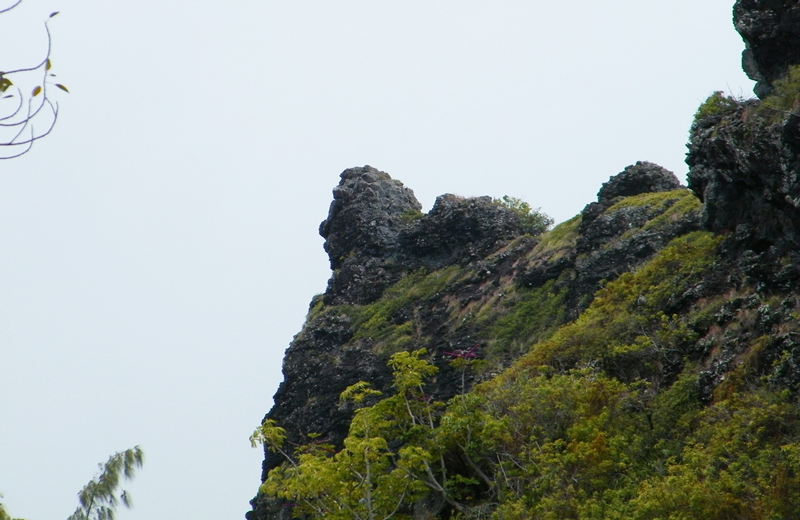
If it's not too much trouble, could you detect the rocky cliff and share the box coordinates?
[248,2,799,519]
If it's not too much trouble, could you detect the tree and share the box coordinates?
[0,0,68,159]
[67,447,145,520]
[0,497,24,520]
[493,195,553,236]
[251,350,463,520]
[0,447,144,520]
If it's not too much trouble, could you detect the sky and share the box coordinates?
[0,1,753,519]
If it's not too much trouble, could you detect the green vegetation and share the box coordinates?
[526,232,721,378]
[257,347,799,519]
[762,64,800,116]
[494,196,554,236]
[639,191,701,233]
[347,266,462,354]
[252,350,449,520]
[530,215,581,261]
[606,190,702,240]
[605,190,686,213]
[693,91,740,123]
[484,280,567,361]
[68,447,145,520]
[256,163,798,519]
[0,447,144,520]
[695,66,799,127]
[631,390,799,520]
[253,227,800,520]
[0,499,23,520]
[400,208,424,222]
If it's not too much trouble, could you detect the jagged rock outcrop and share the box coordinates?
[596,161,683,204]
[320,166,422,305]
[399,194,524,268]
[734,0,800,98]
[249,162,707,520]
[319,166,532,305]
[686,99,800,256]
[579,161,684,241]
[248,5,800,518]
[528,161,699,319]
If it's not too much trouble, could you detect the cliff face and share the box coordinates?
[734,0,800,98]
[248,4,799,519]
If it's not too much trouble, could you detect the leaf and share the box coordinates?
[49,11,59,18]
[55,84,69,93]
[0,77,11,93]
[46,59,51,71]
[32,85,42,97]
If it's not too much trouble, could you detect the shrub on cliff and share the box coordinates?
[761,64,800,116]
[251,350,458,520]
[493,196,553,236]
[692,91,740,124]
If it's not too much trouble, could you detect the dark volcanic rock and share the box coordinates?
[734,0,800,98]
[686,100,800,255]
[319,166,421,305]
[318,166,530,305]
[568,162,698,317]
[320,166,421,268]
[400,194,524,268]
[580,162,683,230]
[516,161,700,321]
[597,161,683,204]
[248,5,800,517]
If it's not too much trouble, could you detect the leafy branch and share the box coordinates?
[67,447,145,520]
[0,3,68,159]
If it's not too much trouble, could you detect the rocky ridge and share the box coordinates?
[248,2,799,518]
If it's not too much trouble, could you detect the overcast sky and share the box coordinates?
[0,1,753,519]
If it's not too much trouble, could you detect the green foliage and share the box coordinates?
[605,190,687,213]
[761,64,800,115]
[529,231,721,375]
[467,368,651,520]
[258,197,796,520]
[349,267,462,354]
[630,390,800,520]
[67,447,144,520]
[494,196,553,236]
[259,264,798,519]
[484,280,567,361]
[253,349,459,520]
[639,190,701,233]
[0,497,23,520]
[693,91,740,123]
[1,448,144,520]
[305,294,325,321]
[400,208,424,222]
[529,215,581,261]
[605,189,701,237]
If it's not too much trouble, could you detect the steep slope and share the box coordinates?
[248,2,799,519]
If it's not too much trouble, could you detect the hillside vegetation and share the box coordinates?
[249,2,800,518]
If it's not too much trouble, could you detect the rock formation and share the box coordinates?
[247,4,799,519]
[734,0,800,98]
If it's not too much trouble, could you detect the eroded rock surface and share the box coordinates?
[249,162,707,520]
[734,0,800,98]
[248,5,800,517]
[686,100,800,255]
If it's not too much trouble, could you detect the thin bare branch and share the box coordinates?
[0,0,22,15]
